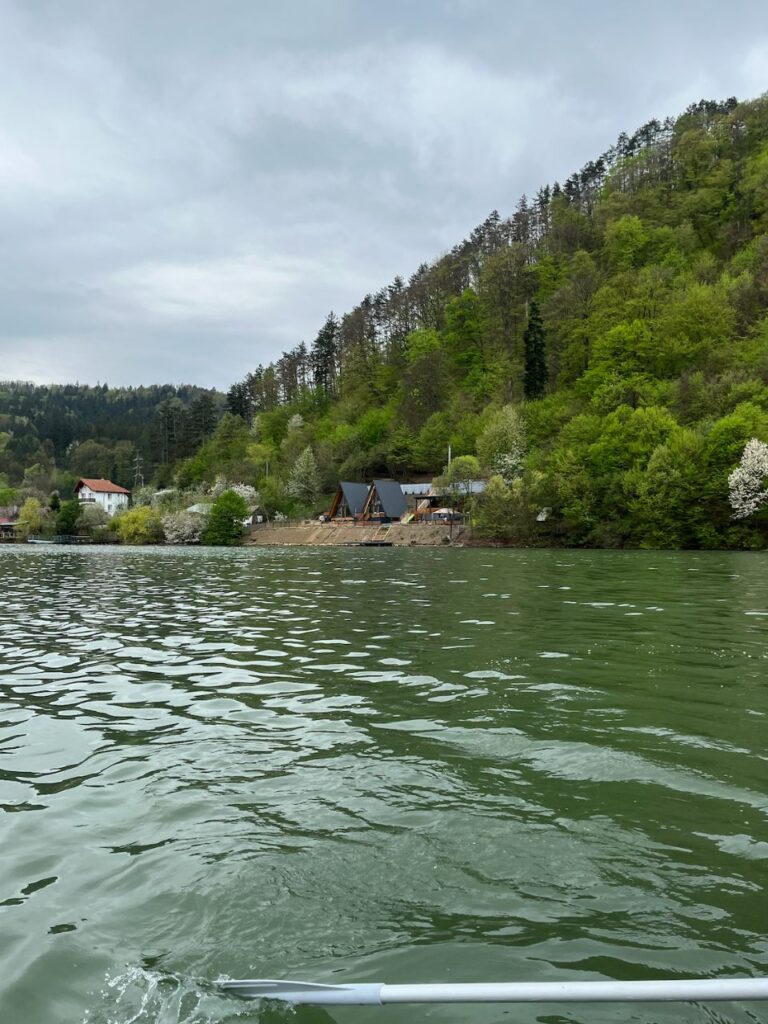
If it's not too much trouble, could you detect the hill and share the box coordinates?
[6,93,768,548]
[0,383,223,498]
[212,93,768,547]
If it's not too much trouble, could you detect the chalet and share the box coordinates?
[328,481,369,519]
[362,479,407,523]
[75,478,130,517]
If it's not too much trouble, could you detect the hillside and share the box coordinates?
[5,94,768,547]
[213,93,768,547]
[0,383,223,496]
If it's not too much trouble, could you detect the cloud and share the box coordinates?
[0,0,765,388]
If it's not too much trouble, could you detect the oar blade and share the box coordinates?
[219,979,383,1005]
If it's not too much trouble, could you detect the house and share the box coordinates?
[328,481,369,520]
[75,478,130,517]
[362,479,407,522]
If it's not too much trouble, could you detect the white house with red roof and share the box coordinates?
[75,478,130,517]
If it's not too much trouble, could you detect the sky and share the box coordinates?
[1,0,767,390]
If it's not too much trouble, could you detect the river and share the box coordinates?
[1,546,767,1023]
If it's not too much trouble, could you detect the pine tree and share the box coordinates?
[523,299,548,400]
[311,313,339,397]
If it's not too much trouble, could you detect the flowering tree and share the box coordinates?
[477,405,526,484]
[287,446,320,504]
[162,511,203,544]
[210,476,259,506]
[728,438,768,519]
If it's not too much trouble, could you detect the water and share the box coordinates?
[1,546,767,1024]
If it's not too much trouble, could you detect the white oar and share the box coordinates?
[219,977,768,1006]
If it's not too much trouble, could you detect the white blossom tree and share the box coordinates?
[210,476,259,506]
[287,446,320,504]
[728,438,768,519]
[477,405,527,485]
[287,413,305,431]
[162,511,203,544]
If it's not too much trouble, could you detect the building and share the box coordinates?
[75,478,130,517]
[328,481,369,520]
[362,479,407,522]
[0,517,17,540]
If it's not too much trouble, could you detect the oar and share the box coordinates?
[219,976,768,1006]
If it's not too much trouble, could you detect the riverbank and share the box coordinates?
[245,521,464,546]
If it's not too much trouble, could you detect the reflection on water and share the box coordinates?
[1,546,767,1023]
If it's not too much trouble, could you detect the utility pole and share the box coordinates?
[133,451,144,490]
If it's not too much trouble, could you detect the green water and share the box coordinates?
[1,546,767,1024]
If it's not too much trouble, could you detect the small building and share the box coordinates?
[328,481,369,520]
[0,517,17,540]
[362,479,407,523]
[75,478,130,517]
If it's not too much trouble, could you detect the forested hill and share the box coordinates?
[6,94,768,548]
[216,93,768,547]
[0,383,223,493]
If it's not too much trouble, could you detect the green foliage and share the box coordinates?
[472,475,516,541]
[523,300,548,400]
[56,499,82,536]
[9,94,768,548]
[111,506,163,545]
[476,405,526,479]
[16,497,46,538]
[203,490,249,546]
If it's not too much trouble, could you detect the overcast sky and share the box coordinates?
[1,0,766,390]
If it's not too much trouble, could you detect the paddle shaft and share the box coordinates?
[220,977,768,1005]
[378,978,768,1004]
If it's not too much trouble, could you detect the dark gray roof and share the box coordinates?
[340,481,369,515]
[372,479,407,519]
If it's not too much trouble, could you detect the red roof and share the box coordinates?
[76,478,131,495]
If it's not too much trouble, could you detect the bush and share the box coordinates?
[112,506,163,545]
[203,490,249,545]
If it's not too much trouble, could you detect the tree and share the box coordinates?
[523,299,548,400]
[203,490,249,545]
[311,312,339,397]
[287,446,320,506]
[56,499,82,535]
[79,503,110,536]
[729,438,768,519]
[16,497,46,538]
[111,507,163,545]
[476,405,527,483]
[162,511,204,545]
[472,475,516,541]
[435,455,482,514]
[48,492,61,512]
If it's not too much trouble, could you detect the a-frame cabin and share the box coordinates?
[362,479,407,523]
[328,481,369,519]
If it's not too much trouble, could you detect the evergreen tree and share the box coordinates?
[311,313,339,397]
[523,299,548,400]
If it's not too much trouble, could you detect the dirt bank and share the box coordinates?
[245,521,465,546]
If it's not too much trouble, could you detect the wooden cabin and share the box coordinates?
[328,481,369,520]
[362,480,407,523]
